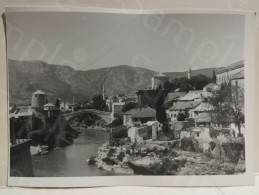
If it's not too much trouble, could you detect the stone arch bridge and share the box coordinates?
[63,109,113,124]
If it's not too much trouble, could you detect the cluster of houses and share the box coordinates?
[106,93,138,119]
[124,60,245,143]
[9,90,76,119]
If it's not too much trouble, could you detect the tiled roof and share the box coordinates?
[179,90,213,101]
[131,108,156,118]
[195,113,212,123]
[165,92,186,102]
[124,108,141,115]
[217,60,244,74]
[44,103,55,107]
[231,70,244,80]
[193,102,215,112]
[169,101,200,110]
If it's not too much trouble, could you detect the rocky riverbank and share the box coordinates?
[87,137,246,175]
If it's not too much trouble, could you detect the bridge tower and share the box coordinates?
[31,90,46,111]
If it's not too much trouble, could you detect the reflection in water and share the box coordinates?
[32,129,113,177]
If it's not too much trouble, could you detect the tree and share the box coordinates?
[212,70,217,83]
[164,81,175,91]
[212,84,244,137]
[166,74,212,92]
[109,116,123,127]
[190,74,212,90]
[122,102,138,113]
[154,89,167,123]
[92,94,107,111]
[55,98,60,108]
[162,122,170,137]
[156,106,167,123]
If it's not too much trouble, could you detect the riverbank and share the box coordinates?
[90,137,246,175]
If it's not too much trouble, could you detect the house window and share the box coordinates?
[196,132,200,137]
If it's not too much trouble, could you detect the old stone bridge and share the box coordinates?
[63,109,113,124]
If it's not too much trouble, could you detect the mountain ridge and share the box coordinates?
[8,59,222,105]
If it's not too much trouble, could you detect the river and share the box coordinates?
[32,128,114,177]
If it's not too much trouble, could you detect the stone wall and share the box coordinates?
[128,125,154,143]
[10,140,34,177]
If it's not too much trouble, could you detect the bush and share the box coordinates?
[180,137,201,152]
[110,116,123,127]
[222,141,245,163]
[112,125,128,139]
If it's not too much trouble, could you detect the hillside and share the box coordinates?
[8,59,221,105]
[8,60,156,105]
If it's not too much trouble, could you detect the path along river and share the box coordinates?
[32,128,113,177]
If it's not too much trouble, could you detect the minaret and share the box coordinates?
[188,64,191,79]
[102,82,105,101]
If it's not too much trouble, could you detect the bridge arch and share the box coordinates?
[63,109,113,124]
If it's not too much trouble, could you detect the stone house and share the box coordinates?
[60,101,75,112]
[128,121,158,143]
[178,90,213,102]
[192,102,215,119]
[123,108,141,128]
[111,102,125,118]
[131,107,156,127]
[167,101,201,122]
[195,113,214,127]
[164,92,186,109]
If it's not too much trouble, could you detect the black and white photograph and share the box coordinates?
[6,8,254,187]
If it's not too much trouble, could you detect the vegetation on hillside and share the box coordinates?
[165,74,212,92]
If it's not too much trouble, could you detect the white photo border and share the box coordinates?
[6,7,255,187]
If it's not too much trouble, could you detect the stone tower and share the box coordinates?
[152,73,169,89]
[31,90,46,110]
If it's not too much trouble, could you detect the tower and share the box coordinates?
[102,82,105,101]
[31,90,46,111]
[188,65,192,79]
[152,73,169,89]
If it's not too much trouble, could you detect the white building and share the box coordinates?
[43,103,55,111]
[216,60,244,85]
[60,101,75,112]
[111,102,125,118]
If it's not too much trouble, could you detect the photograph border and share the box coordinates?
[6,7,255,187]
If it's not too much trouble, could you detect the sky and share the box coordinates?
[6,12,245,72]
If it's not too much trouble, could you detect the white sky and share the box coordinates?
[7,12,245,72]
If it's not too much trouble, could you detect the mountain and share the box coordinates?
[8,60,156,105]
[8,59,221,105]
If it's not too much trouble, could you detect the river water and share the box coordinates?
[32,129,113,177]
